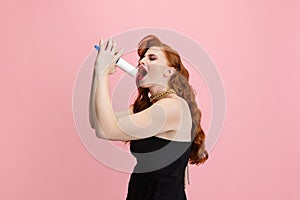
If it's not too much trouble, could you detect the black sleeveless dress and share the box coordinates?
[126,136,192,200]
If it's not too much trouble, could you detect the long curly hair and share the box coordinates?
[132,35,208,165]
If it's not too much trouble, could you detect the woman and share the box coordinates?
[89,35,208,199]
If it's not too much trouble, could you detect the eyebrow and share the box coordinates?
[146,53,157,57]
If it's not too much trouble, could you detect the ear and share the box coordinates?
[163,67,176,77]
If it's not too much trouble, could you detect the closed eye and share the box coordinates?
[148,54,157,61]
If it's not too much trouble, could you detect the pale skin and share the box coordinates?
[89,38,192,142]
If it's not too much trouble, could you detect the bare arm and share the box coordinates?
[115,105,134,119]
[94,69,181,141]
[89,70,133,129]
[92,38,182,141]
[94,70,138,140]
[89,69,96,129]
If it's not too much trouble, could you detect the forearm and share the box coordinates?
[89,68,112,139]
[89,69,96,129]
[90,69,131,128]
[94,68,121,139]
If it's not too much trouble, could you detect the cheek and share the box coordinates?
[148,66,165,75]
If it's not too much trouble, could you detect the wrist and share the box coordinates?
[94,69,109,82]
[95,67,110,77]
[95,61,114,73]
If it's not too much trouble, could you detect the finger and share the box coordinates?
[106,37,113,51]
[99,37,105,53]
[111,40,117,53]
[98,37,102,46]
[115,46,124,59]
[109,66,117,74]
[111,46,124,64]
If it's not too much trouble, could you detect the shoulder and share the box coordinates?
[129,105,134,114]
[155,95,188,111]
[155,96,192,126]
[156,97,180,106]
[152,97,185,118]
[155,97,192,141]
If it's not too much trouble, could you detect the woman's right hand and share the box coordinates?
[94,38,124,75]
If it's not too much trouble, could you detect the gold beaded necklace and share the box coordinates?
[149,88,175,103]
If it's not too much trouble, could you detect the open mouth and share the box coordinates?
[137,65,148,80]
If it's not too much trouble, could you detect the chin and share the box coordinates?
[136,81,151,88]
[136,76,150,88]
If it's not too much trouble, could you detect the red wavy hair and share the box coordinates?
[132,35,208,165]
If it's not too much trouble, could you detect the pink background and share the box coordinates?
[1,0,299,199]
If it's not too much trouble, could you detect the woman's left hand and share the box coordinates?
[94,38,124,75]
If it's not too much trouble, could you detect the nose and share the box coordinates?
[138,59,147,69]
[138,59,145,66]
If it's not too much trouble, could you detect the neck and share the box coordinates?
[149,85,175,103]
[149,85,169,97]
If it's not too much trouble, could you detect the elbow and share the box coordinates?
[95,134,108,140]
[97,120,121,140]
[94,128,110,140]
[95,131,104,139]
[89,120,95,129]
[95,127,121,141]
[95,132,110,140]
